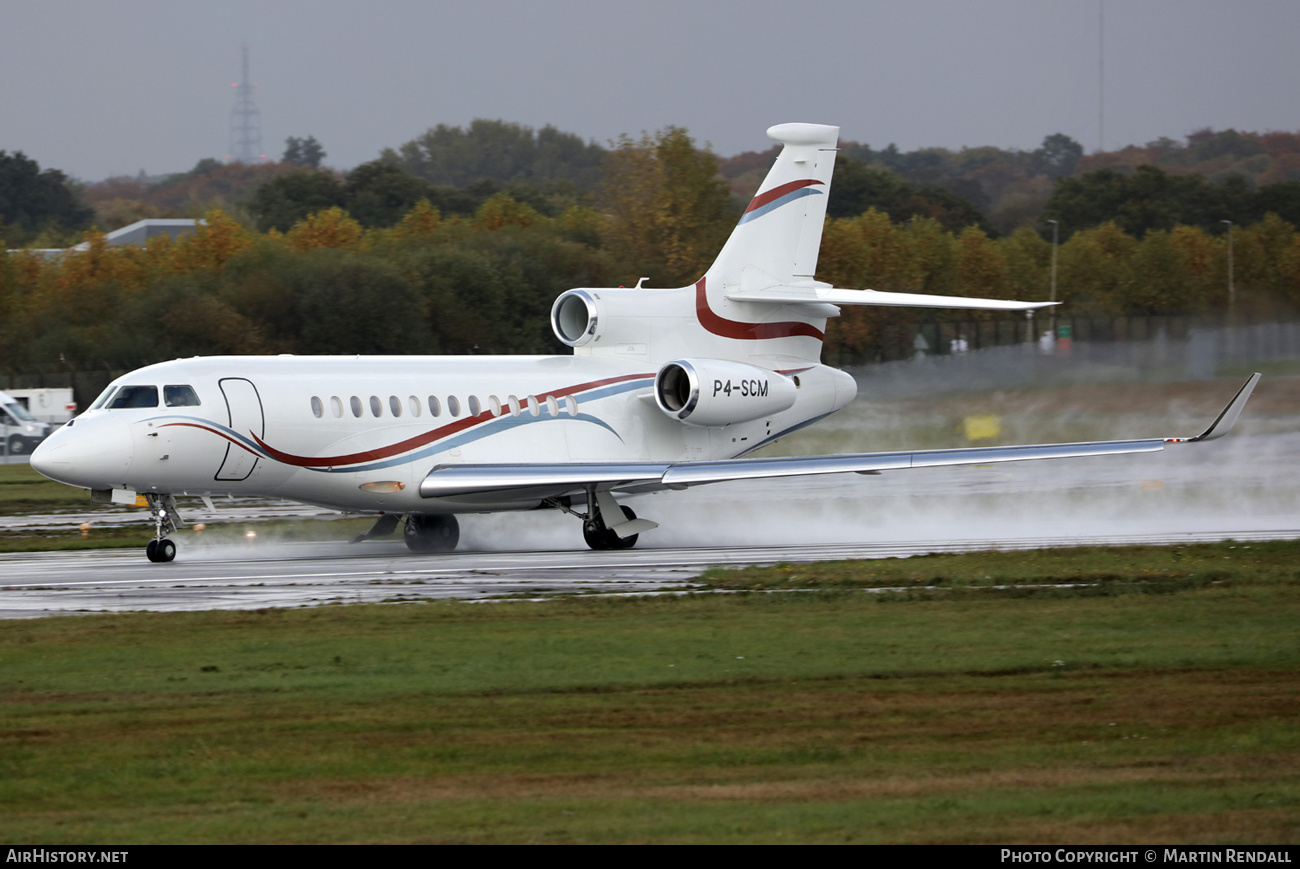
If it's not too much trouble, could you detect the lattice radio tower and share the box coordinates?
[229,44,263,163]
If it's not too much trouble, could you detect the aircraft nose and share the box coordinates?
[30,415,134,488]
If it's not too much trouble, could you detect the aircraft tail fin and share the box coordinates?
[704,123,840,292]
[699,123,1056,317]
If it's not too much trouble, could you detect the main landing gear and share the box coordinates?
[583,505,640,550]
[403,513,460,553]
[144,493,179,563]
[548,490,656,551]
[347,512,459,553]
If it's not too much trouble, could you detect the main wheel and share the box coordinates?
[583,517,613,550]
[612,505,639,550]
[583,505,639,551]
[404,514,460,553]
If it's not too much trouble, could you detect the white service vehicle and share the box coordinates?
[4,388,77,425]
[1,390,52,456]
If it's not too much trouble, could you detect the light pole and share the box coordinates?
[1220,219,1234,315]
[1047,219,1060,339]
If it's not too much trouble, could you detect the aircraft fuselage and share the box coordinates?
[34,353,856,515]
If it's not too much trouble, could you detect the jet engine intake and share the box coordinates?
[654,359,796,427]
[551,290,599,347]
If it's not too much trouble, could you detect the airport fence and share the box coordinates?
[2,317,1298,410]
[847,318,1300,398]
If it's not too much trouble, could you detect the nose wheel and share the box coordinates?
[146,538,177,563]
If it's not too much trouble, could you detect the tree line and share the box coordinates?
[3,125,1300,377]
[9,119,1300,246]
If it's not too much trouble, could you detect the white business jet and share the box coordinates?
[30,124,1259,562]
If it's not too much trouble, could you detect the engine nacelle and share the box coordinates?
[654,359,797,427]
[551,289,600,347]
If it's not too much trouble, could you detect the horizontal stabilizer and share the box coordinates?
[725,284,1058,312]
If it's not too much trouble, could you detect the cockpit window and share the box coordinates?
[107,385,159,409]
[164,385,201,407]
[90,386,118,411]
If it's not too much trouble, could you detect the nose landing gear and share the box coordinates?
[144,493,180,563]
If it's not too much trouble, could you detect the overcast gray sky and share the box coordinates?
[4,0,1298,182]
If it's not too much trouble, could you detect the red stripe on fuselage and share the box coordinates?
[744,178,825,214]
[694,278,824,341]
[243,371,653,468]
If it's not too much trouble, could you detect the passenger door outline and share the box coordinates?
[215,377,265,481]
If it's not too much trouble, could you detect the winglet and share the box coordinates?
[1168,373,1261,443]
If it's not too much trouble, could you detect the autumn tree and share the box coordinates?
[384,120,605,189]
[601,127,738,285]
[0,151,94,246]
[283,136,326,169]
[248,171,345,232]
[1055,222,1138,313]
[1031,134,1084,179]
[343,161,434,228]
[954,227,1006,297]
[284,207,364,252]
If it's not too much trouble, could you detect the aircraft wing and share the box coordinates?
[418,374,1260,503]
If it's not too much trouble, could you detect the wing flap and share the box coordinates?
[420,462,668,501]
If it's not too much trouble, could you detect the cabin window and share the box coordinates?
[507,395,521,417]
[408,396,421,417]
[546,395,559,417]
[447,396,460,417]
[428,396,441,417]
[489,395,502,416]
[310,396,324,418]
[107,385,158,409]
[331,396,343,418]
[164,385,201,407]
[468,395,481,416]
[370,396,382,417]
[389,395,402,418]
[564,396,578,417]
[526,395,540,417]
[350,396,363,418]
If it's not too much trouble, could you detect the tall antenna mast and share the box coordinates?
[229,44,263,163]
[1098,0,1106,153]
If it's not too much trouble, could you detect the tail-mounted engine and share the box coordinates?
[551,290,600,347]
[654,359,797,427]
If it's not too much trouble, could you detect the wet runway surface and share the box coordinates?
[4,526,1298,620]
[3,426,1297,619]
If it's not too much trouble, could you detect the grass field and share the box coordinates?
[3,375,1297,841]
[2,542,1298,844]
